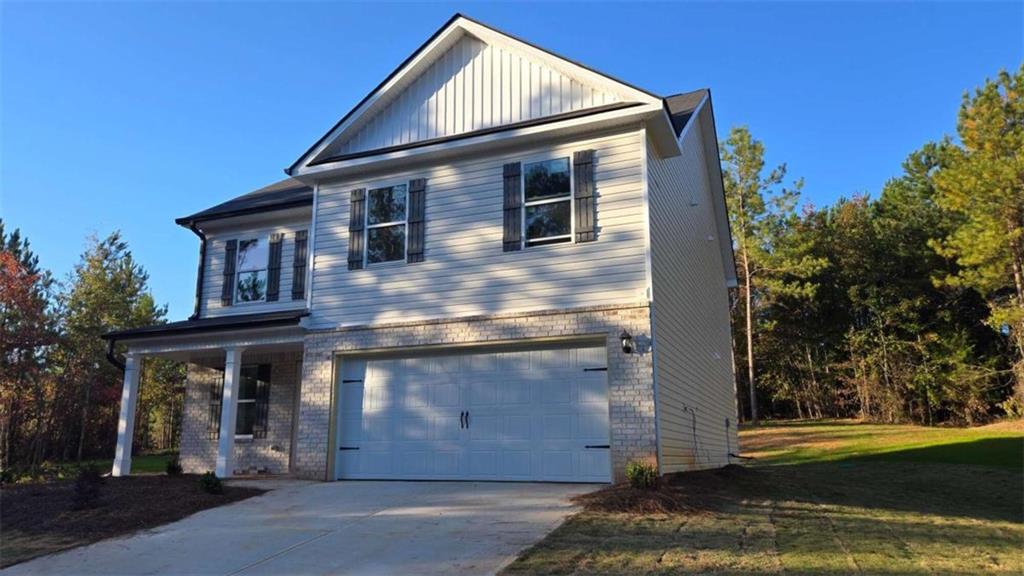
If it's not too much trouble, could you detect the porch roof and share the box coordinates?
[102,310,310,342]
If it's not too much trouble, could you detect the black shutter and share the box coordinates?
[348,188,366,270]
[291,230,308,300]
[574,150,597,243]
[221,239,237,306]
[252,364,271,439]
[209,372,224,440]
[407,178,426,263]
[502,163,522,252]
[266,233,284,301]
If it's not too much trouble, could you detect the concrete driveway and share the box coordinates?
[3,480,593,576]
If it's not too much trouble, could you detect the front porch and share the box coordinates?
[103,310,308,478]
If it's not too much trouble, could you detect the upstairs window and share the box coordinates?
[523,158,572,246]
[235,238,268,302]
[366,183,407,264]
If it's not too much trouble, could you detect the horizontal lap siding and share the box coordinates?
[647,114,738,472]
[311,129,648,328]
[339,34,620,156]
[200,219,310,317]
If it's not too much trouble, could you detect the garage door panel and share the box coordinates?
[469,414,499,441]
[468,380,499,406]
[433,415,461,440]
[336,345,610,482]
[431,381,460,407]
[500,381,532,405]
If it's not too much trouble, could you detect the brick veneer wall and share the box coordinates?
[179,351,302,475]
[293,303,656,481]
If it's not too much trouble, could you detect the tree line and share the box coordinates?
[0,227,182,472]
[728,66,1023,425]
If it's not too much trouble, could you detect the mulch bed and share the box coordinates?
[0,474,266,568]
[571,464,759,514]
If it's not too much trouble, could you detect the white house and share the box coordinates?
[104,14,738,483]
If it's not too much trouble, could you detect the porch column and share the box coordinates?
[215,347,245,478]
[112,354,141,477]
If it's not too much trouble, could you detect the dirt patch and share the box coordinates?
[572,465,758,514]
[0,474,265,568]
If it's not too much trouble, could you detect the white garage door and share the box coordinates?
[335,345,610,482]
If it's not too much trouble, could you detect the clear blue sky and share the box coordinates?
[3,2,1021,320]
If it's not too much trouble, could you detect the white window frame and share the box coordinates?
[521,155,574,248]
[364,181,409,266]
[234,364,261,440]
[234,237,269,305]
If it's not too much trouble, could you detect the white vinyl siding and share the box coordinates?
[646,111,739,472]
[335,34,621,156]
[311,128,648,328]
[199,219,310,317]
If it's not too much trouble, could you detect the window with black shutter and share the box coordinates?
[573,150,597,242]
[348,189,366,270]
[407,178,426,263]
[292,230,308,300]
[221,239,237,306]
[266,233,284,301]
[502,162,522,251]
[208,372,224,440]
[236,364,271,437]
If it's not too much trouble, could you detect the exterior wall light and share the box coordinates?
[620,330,634,354]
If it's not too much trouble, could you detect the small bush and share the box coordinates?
[199,471,223,494]
[166,459,183,476]
[625,460,658,490]
[73,465,105,509]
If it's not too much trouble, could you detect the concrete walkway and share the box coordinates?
[3,480,593,576]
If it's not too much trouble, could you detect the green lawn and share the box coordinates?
[4,452,177,484]
[98,452,177,474]
[503,420,1024,575]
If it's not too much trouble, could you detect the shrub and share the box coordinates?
[625,460,658,490]
[199,471,223,494]
[166,459,183,476]
[73,465,105,509]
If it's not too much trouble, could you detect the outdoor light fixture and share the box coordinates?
[620,330,634,354]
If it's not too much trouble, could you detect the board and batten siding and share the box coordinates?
[335,33,621,156]
[310,128,648,328]
[199,219,310,318]
[647,112,739,472]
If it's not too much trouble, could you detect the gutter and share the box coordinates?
[187,223,207,320]
[105,338,125,372]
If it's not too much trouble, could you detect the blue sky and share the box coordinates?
[3,2,1021,320]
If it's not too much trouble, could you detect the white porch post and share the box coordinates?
[215,347,245,478]
[112,354,141,477]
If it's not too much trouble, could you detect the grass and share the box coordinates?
[503,419,1024,575]
[2,452,178,484]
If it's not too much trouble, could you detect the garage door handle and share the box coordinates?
[585,445,610,449]
[338,446,360,451]
[460,411,466,429]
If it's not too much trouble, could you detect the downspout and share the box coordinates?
[187,223,207,320]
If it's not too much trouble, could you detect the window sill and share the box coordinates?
[234,435,254,443]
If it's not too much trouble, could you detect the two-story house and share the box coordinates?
[104,14,738,483]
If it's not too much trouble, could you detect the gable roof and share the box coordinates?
[175,178,313,227]
[665,89,709,137]
[287,13,663,175]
